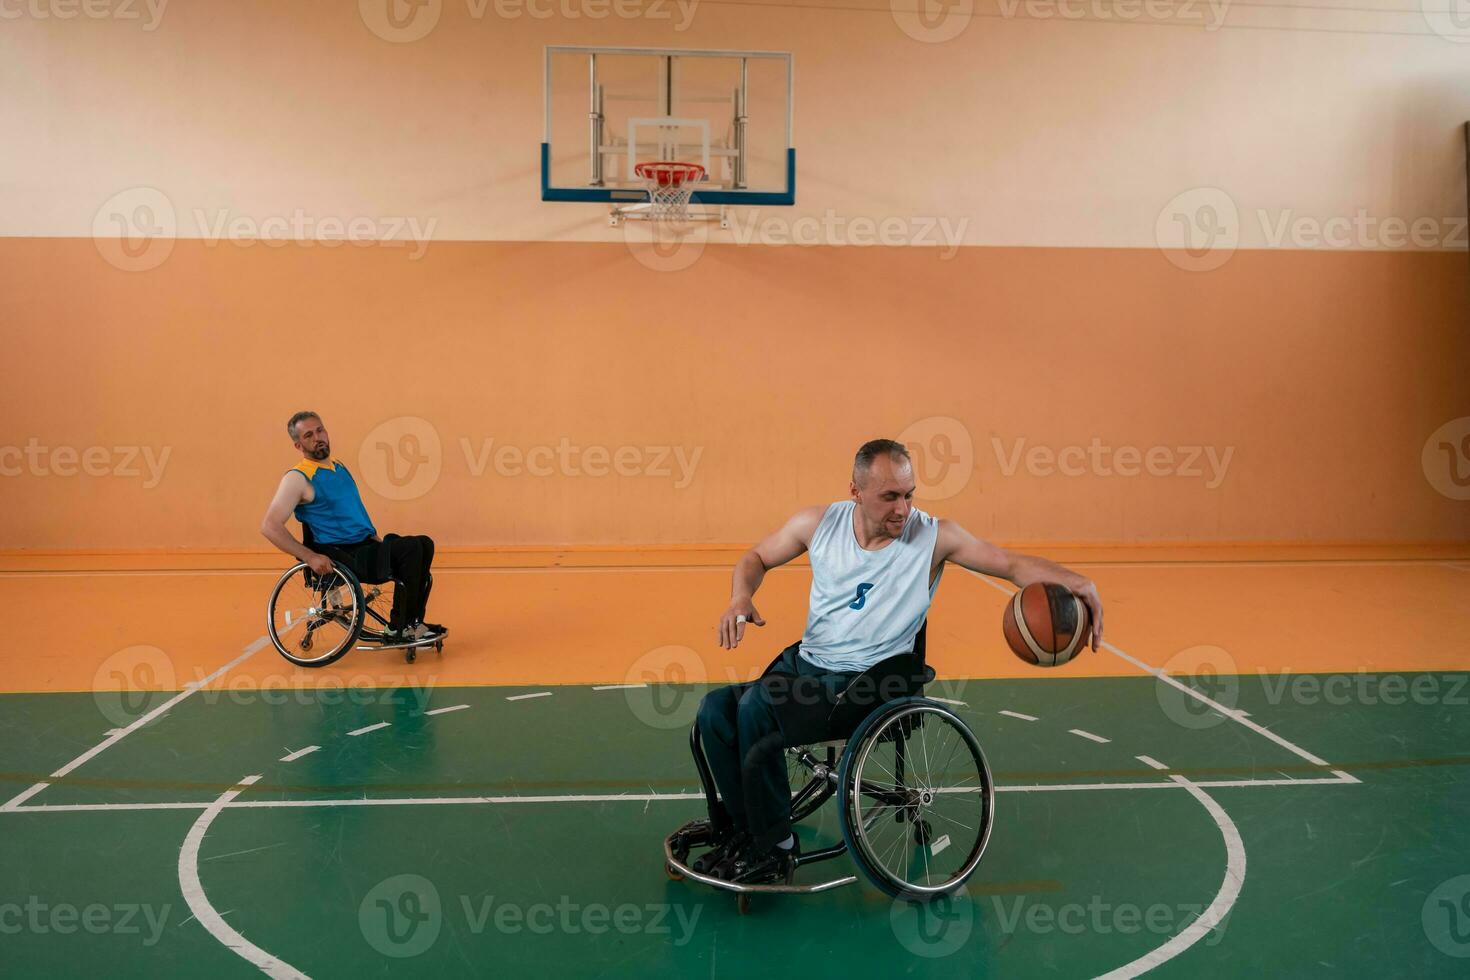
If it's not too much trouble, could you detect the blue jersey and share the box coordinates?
[290,458,376,545]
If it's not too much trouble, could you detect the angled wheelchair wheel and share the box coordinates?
[787,745,837,823]
[836,697,995,902]
[266,562,364,667]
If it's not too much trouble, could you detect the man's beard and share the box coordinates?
[308,443,330,461]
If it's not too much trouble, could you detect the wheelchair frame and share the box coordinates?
[664,631,995,913]
[265,525,446,667]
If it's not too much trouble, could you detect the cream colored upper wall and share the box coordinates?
[1,0,1467,249]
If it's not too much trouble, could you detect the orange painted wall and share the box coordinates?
[0,237,1465,550]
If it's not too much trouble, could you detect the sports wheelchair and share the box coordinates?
[664,625,995,913]
[265,524,445,667]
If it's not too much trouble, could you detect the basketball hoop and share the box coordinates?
[634,161,706,223]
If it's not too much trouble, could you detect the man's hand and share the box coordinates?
[306,553,334,576]
[1072,578,1104,651]
[718,598,766,650]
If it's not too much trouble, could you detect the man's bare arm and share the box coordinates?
[718,506,825,650]
[935,519,1104,650]
[259,473,332,575]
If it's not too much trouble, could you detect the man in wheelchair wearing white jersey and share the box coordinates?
[694,439,1104,884]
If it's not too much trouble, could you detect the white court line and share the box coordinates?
[929,697,967,707]
[1069,728,1111,744]
[1137,755,1169,770]
[347,722,390,736]
[1,637,269,811]
[1093,775,1247,980]
[507,692,553,702]
[425,704,470,716]
[592,684,647,691]
[278,746,319,763]
[999,710,1038,721]
[1442,562,1470,573]
[959,568,1339,770]
[1,774,1361,816]
[179,774,308,979]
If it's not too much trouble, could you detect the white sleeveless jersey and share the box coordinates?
[798,501,943,672]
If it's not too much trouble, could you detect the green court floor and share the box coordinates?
[3,672,1468,977]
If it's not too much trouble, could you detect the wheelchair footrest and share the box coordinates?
[663,823,857,895]
[355,629,448,651]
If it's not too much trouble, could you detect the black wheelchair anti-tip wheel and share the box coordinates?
[836,697,995,902]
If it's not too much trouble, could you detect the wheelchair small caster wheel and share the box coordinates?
[736,894,751,915]
[299,636,313,653]
[435,640,443,653]
[913,819,933,846]
[665,861,684,881]
[406,648,417,664]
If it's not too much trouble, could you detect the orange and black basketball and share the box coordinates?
[1002,583,1090,667]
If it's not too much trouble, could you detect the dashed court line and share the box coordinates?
[1069,728,1111,744]
[999,710,1039,721]
[347,722,391,737]
[592,684,647,691]
[278,746,319,763]
[507,692,553,702]
[1137,755,1170,771]
[958,566,1347,776]
[425,704,470,716]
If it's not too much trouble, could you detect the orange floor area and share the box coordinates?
[2,548,1467,694]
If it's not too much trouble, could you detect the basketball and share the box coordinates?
[1002,583,1090,667]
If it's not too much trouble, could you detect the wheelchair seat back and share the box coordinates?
[760,623,935,746]
[299,522,394,586]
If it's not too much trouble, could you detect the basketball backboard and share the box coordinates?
[541,46,795,209]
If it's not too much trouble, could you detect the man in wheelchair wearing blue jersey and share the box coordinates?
[260,411,444,645]
[689,439,1104,886]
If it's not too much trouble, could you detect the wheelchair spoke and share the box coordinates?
[917,717,935,792]
[862,747,903,789]
[925,807,978,834]
[844,702,995,897]
[268,564,361,666]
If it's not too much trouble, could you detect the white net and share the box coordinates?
[635,162,706,222]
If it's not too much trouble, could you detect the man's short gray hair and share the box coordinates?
[853,438,912,485]
[286,411,321,440]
